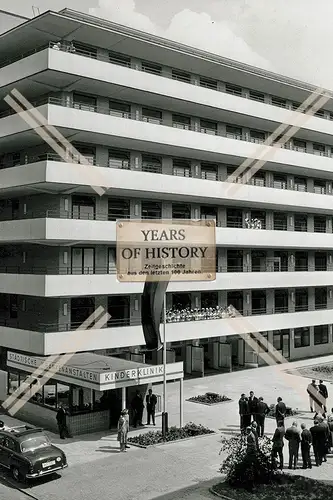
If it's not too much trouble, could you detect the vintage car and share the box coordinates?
[0,425,68,482]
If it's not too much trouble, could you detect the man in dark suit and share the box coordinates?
[271,422,285,470]
[248,391,258,423]
[285,421,301,469]
[238,393,250,432]
[310,419,327,466]
[301,423,312,469]
[56,404,71,439]
[256,396,269,437]
[131,390,144,428]
[275,397,287,427]
[145,388,157,425]
[318,380,328,415]
[317,416,330,462]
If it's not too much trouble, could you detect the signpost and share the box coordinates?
[116,219,216,437]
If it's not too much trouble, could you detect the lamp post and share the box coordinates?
[162,292,168,438]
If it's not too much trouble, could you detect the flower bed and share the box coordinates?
[211,475,333,500]
[266,404,298,419]
[127,422,214,447]
[187,392,232,405]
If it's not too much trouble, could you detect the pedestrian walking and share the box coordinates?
[275,397,286,427]
[256,397,269,437]
[56,404,71,439]
[271,421,285,470]
[310,419,327,466]
[238,393,250,432]
[131,390,144,428]
[145,389,157,426]
[285,421,301,469]
[300,423,312,469]
[318,380,328,415]
[117,409,130,452]
[248,391,258,423]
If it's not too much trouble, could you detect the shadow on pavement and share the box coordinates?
[0,469,62,492]
[148,477,221,500]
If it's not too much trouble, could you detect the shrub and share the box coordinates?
[188,392,231,404]
[128,422,214,446]
[267,404,298,418]
[220,434,278,491]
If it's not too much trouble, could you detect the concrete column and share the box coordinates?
[289,289,295,313]
[162,157,173,176]
[328,254,333,271]
[161,66,172,78]
[308,288,315,311]
[326,218,332,233]
[180,378,184,427]
[219,290,227,307]
[308,252,315,272]
[217,123,226,137]
[130,151,141,171]
[162,202,172,218]
[131,57,141,70]
[191,74,200,85]
[217,207,227,227]
[192,205,200,220]
[122,387,126,410]
[219,247,227,272]
[307,215,314,232]
[266,289,274,315]
[191,117,200,132]
[288,252,295,272]
[287,214,294,231]
[307,178,314,193]
[329,325,333,343]
[192,293,201,309]
[96,145,108,168]
[130,199,141,219]
[219,164,228,181]
[265,171,273,188]
[95,196,108,220]
[327,289,333,309]
[191,160,200,178]
[244,250,251,272]
[243,291,251,316]
[266,211,273,230]
[163,111,173,126]
[217,81,226,92]
[130,295,141,324]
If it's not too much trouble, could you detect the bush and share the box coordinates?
[220,434,278,491]
[188,392,231,404]
[128,422,214,446]
[266,404,298,418]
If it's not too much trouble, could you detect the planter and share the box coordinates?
[292,363,333,383]
[187,392,232,406]
[129,430,217,448]
[266,406,299,419]
[210,475,333,500]
[127,422,215,448]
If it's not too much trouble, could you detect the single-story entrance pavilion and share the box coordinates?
[5,351,184,435]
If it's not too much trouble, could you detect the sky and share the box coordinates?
[2,0,333,90]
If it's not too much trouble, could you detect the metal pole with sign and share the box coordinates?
[116,219,216,439]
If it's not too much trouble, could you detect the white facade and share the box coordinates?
[1,8,333,372]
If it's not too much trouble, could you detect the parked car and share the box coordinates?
[0,425,68,482]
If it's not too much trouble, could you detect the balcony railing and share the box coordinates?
[0,302,331,332]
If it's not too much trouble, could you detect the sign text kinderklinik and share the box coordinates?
[116,219,216,282]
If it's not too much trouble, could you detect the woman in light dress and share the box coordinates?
[117,409,130,452]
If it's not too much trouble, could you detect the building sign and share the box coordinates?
[7,352,99,383]
[116,219,216,282]
[100,365,164,384]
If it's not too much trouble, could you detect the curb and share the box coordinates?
[187,399,233,406]
[209,486,233,500]
[128,430,217,449]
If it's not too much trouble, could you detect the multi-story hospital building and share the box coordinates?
[0,8,333,432]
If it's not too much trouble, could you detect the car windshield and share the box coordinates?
[20,434,51,452]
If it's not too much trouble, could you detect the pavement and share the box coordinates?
[1,354,333,500]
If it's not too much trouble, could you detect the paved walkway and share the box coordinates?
[2,354,333,499]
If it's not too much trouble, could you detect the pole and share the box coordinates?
[162,292,168,437]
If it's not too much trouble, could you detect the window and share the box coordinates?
[314,179,326,194]
[227,249,243,272]
[108,198,130,220]
[200,119,217,135]
[225,83,242,96]
[250,172,265,187]
[274,212,287,231]
[294,327,310,348]
[294,214,307,232]
[295,251,308,271]
[172,159,190,177]
[72,42,97,59]
[315,287,327,309]
[313,143,325,155]
[109,100,130,118]
[274,290,288,313]
[227,208,242,228]
[226,125,242,139]
[172,69,191,83]
[201,163,218,181]
[314,215,326,233]
[314,325,329,345]
[72,195,95,220]
[73,93,96,112]
[273,174,287,190]
[294,176,307,192]
[200,77,217,90]
[71,248,95,274]
[172,203,191,219]
[142,61,162,75]
[201,206,217,221]
[142,107,162,124]
[9,295,18,319]
[108,149,130,169]
[109,51,130,67]
[271,96,287,108]
[142,201,161,219]
[249,90,265,102]
[142,154,162,174]
[172,114,190,130]
[314,109,325,118]
[250,130,266,143]
[293,139,306,151]
[295,288,308,311]
[72,144,96,165]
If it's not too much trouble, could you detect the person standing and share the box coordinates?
[117,409,130,452]
[238,394,250,432]
[285,421,301,469]
[271,422,285,470]
[317,415,330,462]
[145,389,157,425]
[310,419,326,466]
[256,397,269,437]
[56,404,71,439]
[300,423,312,469]
[131,390,144,428]
[246,426,257,455]
[327,416,333,453]
[251,421,259,449]
[318,380,328,415]
[248,391,258,423]
[275,397,286,427]
[307,380,321,414]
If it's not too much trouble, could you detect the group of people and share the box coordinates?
[240,385,333,470]
[166,305,236,323]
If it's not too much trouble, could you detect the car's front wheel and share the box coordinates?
[11,466,25,483]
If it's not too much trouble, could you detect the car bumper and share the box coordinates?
[26,464,68,478]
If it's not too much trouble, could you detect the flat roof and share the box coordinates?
[7,351,183,390]
[0,9,331,103]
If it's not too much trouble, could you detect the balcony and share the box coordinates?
[1,263,333,296]
[1,303,333,355]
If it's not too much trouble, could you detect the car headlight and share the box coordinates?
[56,457,61,462]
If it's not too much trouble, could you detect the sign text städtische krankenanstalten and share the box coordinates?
[116,219,216,282]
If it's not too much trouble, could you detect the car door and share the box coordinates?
[0,434,9,468]
[0,436,16,468]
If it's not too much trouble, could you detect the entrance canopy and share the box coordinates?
[7,351,183,391]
